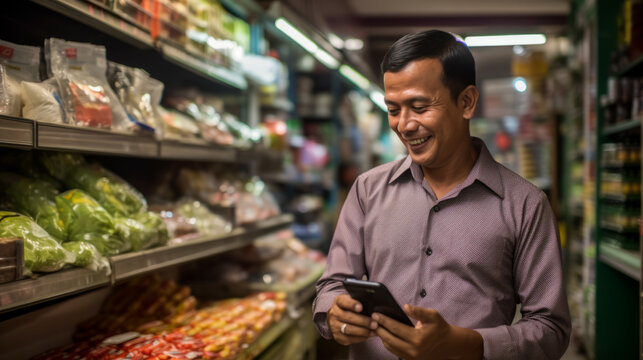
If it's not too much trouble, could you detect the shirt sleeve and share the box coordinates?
[475,191,571,359]
[313,178,368,339]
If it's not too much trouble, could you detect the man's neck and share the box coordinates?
[421,140,479,200]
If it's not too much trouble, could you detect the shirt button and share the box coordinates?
[420,289,427,298]
[433,205,440,212]
[425,248,433,256]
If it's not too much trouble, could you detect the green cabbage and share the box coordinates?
[64,164,147,217]
[38,152,85,181]
[114,211,169,251]
[56,189,130,256]
[6,178,66,241]
[0,211,73,272]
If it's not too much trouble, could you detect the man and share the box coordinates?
[313,30,571,359]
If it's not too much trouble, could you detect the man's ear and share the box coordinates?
[458,85,479,119]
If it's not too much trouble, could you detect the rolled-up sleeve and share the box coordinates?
[475,191,571,359]
[313,178,367,339]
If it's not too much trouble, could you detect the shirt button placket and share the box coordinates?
[420,289,427,298]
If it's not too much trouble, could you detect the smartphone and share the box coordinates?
[343,278,413,327]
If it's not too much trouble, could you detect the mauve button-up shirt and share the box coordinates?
[313,138,571,360]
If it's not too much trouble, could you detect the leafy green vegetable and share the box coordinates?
[38,152,85,181]
[114,211,169,251]
[176,200,232,236]
[0,211,74,272]
[56,189,130,256]
[62,241,99,267]
[6,178,66,241]
[64,164,147,217]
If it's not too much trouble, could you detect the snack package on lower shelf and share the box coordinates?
[34,274,287,360]
[0,39,41,117]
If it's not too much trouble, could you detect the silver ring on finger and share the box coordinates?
[341,323,347,335]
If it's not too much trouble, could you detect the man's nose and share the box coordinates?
[398,109,419,133]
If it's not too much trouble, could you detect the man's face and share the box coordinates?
[384,58,471,171]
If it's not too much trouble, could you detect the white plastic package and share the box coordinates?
[107,61,165,136]
[45,38,131,131]
[21,78,65,123]
[0,39,41,117]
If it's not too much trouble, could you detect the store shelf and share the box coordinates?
[245,263,325,309]
[617,55,643,77]
[0,268,110,314]
[600,193,641,203]
[31,0,153,48]
[0,116,34,149]
[158,139,239,162]
[602,118,642,137]
[37,123,158,157]
[260,172,325,188]
[160,42,247,91]
[236,313,296,360]
[110,214,294,282]
[599,242,641,281]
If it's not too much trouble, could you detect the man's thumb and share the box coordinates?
[404,304,435,322]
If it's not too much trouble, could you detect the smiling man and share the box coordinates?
[313,30,571,359]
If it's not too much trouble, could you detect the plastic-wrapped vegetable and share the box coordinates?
[0,39,40,116]
[38,151,85,181]
[55,189,129,256]
[0,211,74,273]
[62,241,110,273]
[114,211,169,251]
[64,164,147,217]
[6,178,66,241]
[176,199,232,236]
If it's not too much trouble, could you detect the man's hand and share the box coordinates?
[373,304,483,360]
[327,294,379,345]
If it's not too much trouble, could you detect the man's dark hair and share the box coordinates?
[381,30,476,102]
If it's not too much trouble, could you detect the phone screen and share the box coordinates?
[343,278,414,327]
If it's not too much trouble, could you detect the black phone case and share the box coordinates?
[343,278,414,327]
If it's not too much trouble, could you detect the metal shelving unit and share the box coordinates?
[236,313,297,360]
[0,214,293,314]
[0,116,33,149]
[602,118,642,137]
[158,139,239,162]
[599,242,641,281]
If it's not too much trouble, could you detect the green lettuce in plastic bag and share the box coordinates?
[62,241,110,273]
[56,189,130,256]
[0,211,74,273]
[6,178,66,241]
[176,199,232,236]
[114,211,169,251]
[64,164,147,217]
[38,151,85,181]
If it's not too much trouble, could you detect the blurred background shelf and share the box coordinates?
[599,242,641,281]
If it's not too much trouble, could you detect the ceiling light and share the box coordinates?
[275,17,318,53]
[513,77,527,92]
[275,17,340,69]
[328,33,344,49]
[464,34,546,47]
[369,90,387,112]
[339,64,370,90]
[344,38,364,50]
[313,48,339,69]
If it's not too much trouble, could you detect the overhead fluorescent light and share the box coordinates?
[275,17,318,53]
[464,34,546,47]
[313,48,339,69]
[339,64,370,90]
[328,33,344,49]
[369,90,387,112]
[344,38,363,51]
[275,17,339,69]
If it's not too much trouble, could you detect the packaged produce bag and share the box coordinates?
[21,78,65,123]
[0,211,74,273]
[107,61,164,135]
[176,199,232,236]
[6,178,66,241]
[45,38,131,130]
[62,241,109,273]
[55,189,130,256]
[64,164,147,217]
[38,151,85,182]
[0,39,40,117]
[114,211,169,251]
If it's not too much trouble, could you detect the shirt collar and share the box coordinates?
[388,137,504,199]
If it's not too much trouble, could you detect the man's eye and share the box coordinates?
[413,106,427,112]
[388,109,399,115]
